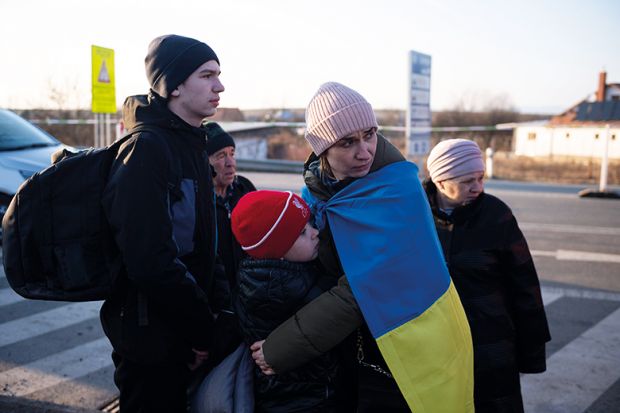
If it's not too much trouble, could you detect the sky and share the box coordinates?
[1,0,619,114]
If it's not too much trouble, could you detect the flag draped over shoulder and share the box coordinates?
[311,160,474,413]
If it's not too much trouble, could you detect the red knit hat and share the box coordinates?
[231,190,311,259]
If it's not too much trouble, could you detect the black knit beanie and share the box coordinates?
[205,122,235,156]
[145,34,219,99]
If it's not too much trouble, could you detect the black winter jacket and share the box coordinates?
[235,259,340,413]
[424,180,551,413]
[100,94,217,365]
[211,175,256,313]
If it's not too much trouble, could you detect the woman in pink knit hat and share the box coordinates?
[424,138,551,413]
[250,82,459,412]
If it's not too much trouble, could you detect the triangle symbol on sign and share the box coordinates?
[98,60,111,83]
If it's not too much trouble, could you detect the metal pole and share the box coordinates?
[105,113,111,147]
[599,124,610,192]
[99,113,105,147]
[405,53,411,159]
[94,113,99,147]
[485,147,494,179]
[98,113,104,147]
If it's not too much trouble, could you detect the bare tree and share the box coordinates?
[433,92,519,151]
[24,77,95,147]
[46,76,88,110]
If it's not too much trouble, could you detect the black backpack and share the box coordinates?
[2,126,180,302]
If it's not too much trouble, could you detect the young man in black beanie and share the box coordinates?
[101,34,225,412]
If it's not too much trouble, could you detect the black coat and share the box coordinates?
[207,176,257,367]
[211,175,256,313]
[424,180,551,413]
[100,94,217,365]
[235,259,340,413]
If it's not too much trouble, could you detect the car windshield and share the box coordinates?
[0,110,59,151]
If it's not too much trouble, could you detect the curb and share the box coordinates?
[578,188,620,199]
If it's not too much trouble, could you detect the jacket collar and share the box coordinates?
[122,93,208,148]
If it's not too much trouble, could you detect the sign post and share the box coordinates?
[406,50,432,167]
[599,124,610,192]
[91,45,116,147]
[578,123,619,198]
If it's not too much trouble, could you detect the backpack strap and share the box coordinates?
[123,125,183,190]
[117,125,183,324]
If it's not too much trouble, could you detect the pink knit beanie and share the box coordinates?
[305,82,378,155]
[427,139,485,182]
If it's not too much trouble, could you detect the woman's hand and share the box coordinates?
[250,340,276,375]
[187,348,209,371]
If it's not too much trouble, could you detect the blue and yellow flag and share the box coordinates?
[307,161,474,413]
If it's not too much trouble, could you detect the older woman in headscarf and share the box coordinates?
[423,138,551,413]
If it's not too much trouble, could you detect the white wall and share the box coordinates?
[514,125,620,159]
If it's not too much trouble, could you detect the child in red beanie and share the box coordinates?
[231,190,341,412]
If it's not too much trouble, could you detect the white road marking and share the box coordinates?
[531,249,620,264]
[0,287,24,306]
[522,306,620,413]
[556,249,620,263]
[0,337,112,397]
[0,301,102,348]
[540,286,620,302]
[520,222,620,236]
[2,253,620,410]
[531,250,556,258]
[540,288,563,306]
[486,189,578,200]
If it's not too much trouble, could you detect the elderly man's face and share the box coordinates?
[210,146,236,193]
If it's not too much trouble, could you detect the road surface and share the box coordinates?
[1,173,618,412]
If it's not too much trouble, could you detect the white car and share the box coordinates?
[0,109,66,239]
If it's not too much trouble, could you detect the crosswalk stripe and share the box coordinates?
[0,281,618,411]
[521,306,620,412]
[531,249,620,264]
[541,288,563,306]
[519,222,620,236]
[556,249,620,264]
[541,286,620,302]
[0,337,112,397]
[0,301,102,348]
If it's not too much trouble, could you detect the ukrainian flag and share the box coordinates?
[312,160,474,413]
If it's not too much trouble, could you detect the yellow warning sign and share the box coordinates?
[91,45,116,113]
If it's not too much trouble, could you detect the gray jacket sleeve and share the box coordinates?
[262,275,363,373]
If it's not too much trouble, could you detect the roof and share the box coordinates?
[551,79,620,123]
[574,101,620,121]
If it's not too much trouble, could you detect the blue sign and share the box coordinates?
[407,50,432,156]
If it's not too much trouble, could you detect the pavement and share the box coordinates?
[1,175,619,413]
[0,395,102,413]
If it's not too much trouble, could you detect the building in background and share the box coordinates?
[514,72,620,159]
